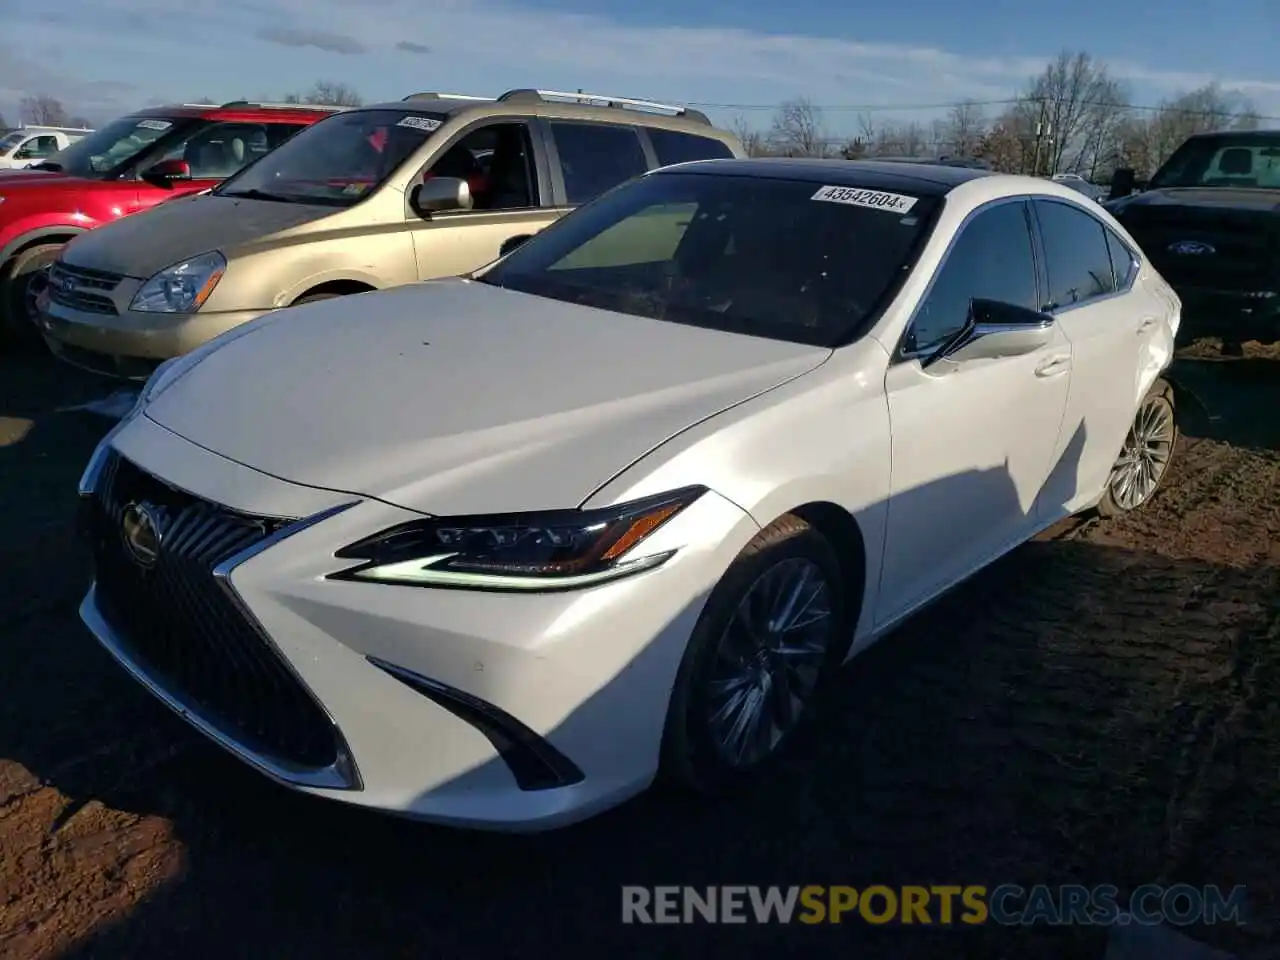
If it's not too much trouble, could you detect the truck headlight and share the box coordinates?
[130,251,226,313]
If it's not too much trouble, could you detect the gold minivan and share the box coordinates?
[36,89,745,378]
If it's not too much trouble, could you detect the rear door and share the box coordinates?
[1030,198,1147,517]
[545,120,651,207]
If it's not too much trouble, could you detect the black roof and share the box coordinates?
[658,157,995,196]
[1184,128,1280,140]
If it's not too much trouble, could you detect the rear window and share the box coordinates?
[648,129,735,167]
[478,171,940,348]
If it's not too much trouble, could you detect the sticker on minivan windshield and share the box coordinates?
[136,119,173,131]
[811,185,918,214]
[397,115,442,132]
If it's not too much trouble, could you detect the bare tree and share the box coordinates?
[1017,51,1120,175]
[20,95,69,126]
[1115,83,1259,178]
[0,112,8,132]
[286,81,363,107]
[769,98,827,157]
[870,120,927,158]
[729,116,766,157]
[975,110,1029,173]
[941,100,988,158]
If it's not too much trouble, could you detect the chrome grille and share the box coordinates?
[48,262,123,316]
[85,451,341,771]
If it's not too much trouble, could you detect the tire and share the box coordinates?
[1096,378,1178,517]
[660,514,853,796]
[291,292,343,307]
[1,242,63,351]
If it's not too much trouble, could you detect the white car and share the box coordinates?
[77,159,1182,831]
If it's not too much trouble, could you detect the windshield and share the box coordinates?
[0,131,25,152]
[1149,133,1280,190]
[45,115,192,178]
[479,172,940,348]
[214,108,444,206]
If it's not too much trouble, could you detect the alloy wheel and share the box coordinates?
[705,557,835,768]
[1109,394,1175,510]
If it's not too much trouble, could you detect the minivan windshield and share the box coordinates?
[43,116,192,178]
[1149,132,1280,190]
[0,131,26,152]
[478,171,941,348]
[215,108,445,206]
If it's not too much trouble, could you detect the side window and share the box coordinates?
[424,122,538,210]
[907,201,1038,355]
[1034,199,1116,308]
[647,129,734,167]
[1105,229,1136,289]
[550,122,648,205]
[17,135,58,159]
[154,122,302,179]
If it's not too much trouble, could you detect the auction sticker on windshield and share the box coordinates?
[811,185,918,214]
[397,116,442,132]
[137,119,173,131]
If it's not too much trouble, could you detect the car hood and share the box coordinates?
[144,279,830,515]
[1117,187,1280,214]
[59,192,336,278]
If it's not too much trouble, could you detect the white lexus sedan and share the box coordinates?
[77,158,1182,831]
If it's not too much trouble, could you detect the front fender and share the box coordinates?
[0,218,90,263]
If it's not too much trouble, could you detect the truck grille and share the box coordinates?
[84,451,342,771]
[48,262,123,316]
[1119,208,1278,291]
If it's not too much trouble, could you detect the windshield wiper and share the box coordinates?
[218,188,305,203]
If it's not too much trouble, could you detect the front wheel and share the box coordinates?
[1,242,63,351]
[661,514,852,796]
[1096,379,1178,516]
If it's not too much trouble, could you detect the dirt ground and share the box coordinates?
[1,341,1278,960]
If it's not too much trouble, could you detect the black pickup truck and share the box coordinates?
[1106,130,1280,353]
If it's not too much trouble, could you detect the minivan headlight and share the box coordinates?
[329,487,706,591]
[131,251,226,313]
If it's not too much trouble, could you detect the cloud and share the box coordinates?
[396,41,430,54]
[255,26,365,55]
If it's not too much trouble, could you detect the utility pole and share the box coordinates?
[1030,98,1053,177]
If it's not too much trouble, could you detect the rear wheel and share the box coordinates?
[1096,379,1178,516]
[1,243,62,351]
[661,515,852,796]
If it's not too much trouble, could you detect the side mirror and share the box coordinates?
[500,234,533,257]
[1108,167,1136,201]
[411,177,472,218]
[924,298,1055,368]
[142,159,191,187]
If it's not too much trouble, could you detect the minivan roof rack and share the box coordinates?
[496,88,711,124]
[402,92,495,102]
[219,100,345,111]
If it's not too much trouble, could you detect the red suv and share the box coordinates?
[0,100,342,347]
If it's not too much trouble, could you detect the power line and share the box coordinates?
[689,96,1280,123]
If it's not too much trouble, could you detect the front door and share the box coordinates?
[409,121,563,279]
[876,198,1073,623]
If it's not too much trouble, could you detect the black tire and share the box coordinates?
[1,242,63,351]
[1096,378,1178,518]
[660,514,853,796]
[292,292,344,307]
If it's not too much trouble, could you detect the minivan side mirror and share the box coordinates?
[923,298,1055,368]
[500,234,533,257]
[142,158,192,187]
[411,177,472,218]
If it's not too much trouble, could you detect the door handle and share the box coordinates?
[1137,316,1158,334]
[1034,354,1071,377]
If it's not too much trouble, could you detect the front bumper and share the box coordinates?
[37,290,268,379]
[77,414,757,830]
[1171,286,1280,344]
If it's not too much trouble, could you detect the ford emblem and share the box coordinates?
[1168,240,1215,256]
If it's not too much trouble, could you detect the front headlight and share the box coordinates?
[130,251,226,313]
[329,486,707,591]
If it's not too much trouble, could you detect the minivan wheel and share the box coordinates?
[1096,379,1178,516]
[661,514,851,796]
[1,243,62,351]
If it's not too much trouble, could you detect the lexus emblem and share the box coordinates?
[121,501,164,568]
[1168,240,1215,256]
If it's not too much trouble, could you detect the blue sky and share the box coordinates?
[2,0,1278,133]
